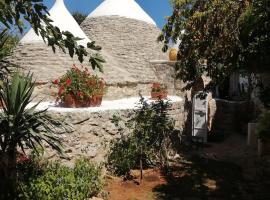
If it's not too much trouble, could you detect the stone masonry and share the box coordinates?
[31,60,185,101]
[44,100,186,165]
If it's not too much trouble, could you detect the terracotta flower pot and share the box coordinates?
[63,94,77,108]
[89,95,103,107]
[151,91,168,100]
[61,94,103,108]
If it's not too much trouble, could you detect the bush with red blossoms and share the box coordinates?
[51,65,107,103]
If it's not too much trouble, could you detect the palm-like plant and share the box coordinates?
[0,71,66,198]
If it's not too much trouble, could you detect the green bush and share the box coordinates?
[107,137,138,177]
[107,97,175,177]
[19,158,103,200]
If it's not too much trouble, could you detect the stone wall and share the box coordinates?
[32,60,186,101]
[151,60,176,95]
[44,100,186,165]
[208,99,252,136]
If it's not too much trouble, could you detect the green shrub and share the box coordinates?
[19,158,103,200]
[107,137,138,177]
[107,97,175,178]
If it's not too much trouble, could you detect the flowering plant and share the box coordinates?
[52,65,106,102]
[151,83,167,93]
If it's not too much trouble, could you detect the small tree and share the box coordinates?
[108,97,175,181]
[0,71,67,199]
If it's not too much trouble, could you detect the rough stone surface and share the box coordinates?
[31,60,186,101]
[44,101,186,165]
[5,42,129,85]
[81,16,167,84]
[151,60,177,95]
[5,43,86,82]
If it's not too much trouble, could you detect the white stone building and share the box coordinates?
[6,0,169,100]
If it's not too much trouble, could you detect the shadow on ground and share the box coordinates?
[154,155,245,200]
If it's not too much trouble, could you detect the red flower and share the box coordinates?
[58,85,65,95]
[77,91,83,98]
[53,79,59,84]
[66,79,72,86]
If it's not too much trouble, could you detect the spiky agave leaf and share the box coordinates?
[0,71,67,155]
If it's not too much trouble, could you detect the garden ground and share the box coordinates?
[105,133,270,200]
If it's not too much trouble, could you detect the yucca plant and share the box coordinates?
[0,71,66,199]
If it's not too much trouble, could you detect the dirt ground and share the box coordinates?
[105,133,270,200]
[106,169,166,200]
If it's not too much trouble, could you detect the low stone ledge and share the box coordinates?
[35,97,186,165]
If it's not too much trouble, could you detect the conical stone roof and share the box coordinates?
[81,0,166,86]
[87,0,156,25]
[21,0,90,46]
[7,0,92,83]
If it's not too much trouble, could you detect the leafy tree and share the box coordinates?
[72,11,87,25]
[159,0,269,89]
[238,0,270,71]
[0,72,67,199]
[0,0,105,72]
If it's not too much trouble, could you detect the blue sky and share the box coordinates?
[44,0,172,29]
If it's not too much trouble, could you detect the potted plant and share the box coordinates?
[256,111,270,156]
[151,83,168,99]
[52,65,107,108]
